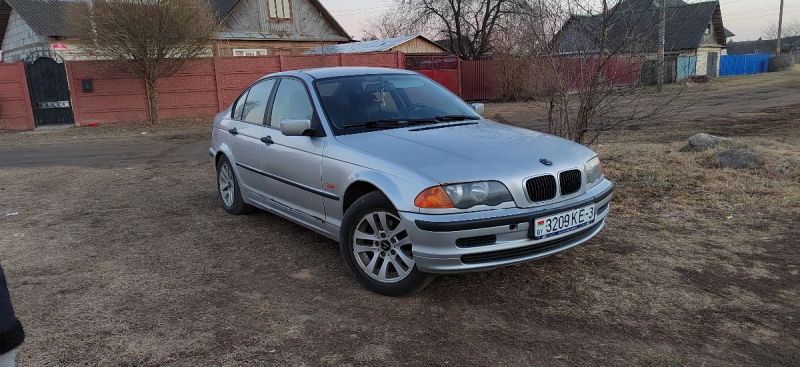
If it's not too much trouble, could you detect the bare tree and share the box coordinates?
[492,0,701,145]
[763,21,800,53]
[360,7,418,40]
[69,0,217,123]
[401,0,521,60]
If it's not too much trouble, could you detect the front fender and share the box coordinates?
[347,170,424,214]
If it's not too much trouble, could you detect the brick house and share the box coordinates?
[0,0,351,63]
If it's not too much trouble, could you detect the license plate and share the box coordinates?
[531,204,595,240]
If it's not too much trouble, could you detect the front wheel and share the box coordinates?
[340,191,435,296]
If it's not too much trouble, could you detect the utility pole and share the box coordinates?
[657,0,665,92]
[777,0,784,53]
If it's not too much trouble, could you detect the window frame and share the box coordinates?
[267,0,293,21]
[233,49,268,56]
[231,78,278,126]
[266,77,325,137]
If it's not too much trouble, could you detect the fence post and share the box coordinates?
[457,57,462,98]
[397,51,405,69]
[213,56,225,112]
[65,61,83,125]
[279,55,285,71]
[15,61,35,130]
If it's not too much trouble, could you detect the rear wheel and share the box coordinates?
[340,191,434,296]
[216,155,255,215]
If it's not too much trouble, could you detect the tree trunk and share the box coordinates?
[146,79,159,124]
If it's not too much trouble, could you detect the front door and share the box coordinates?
[24,51,75,126]
[707,52,718,77]
[226,78,276,200]
[261,78,326,222]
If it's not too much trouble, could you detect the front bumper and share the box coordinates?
[400,180,613,274]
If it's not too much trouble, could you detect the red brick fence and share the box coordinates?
[0,52,405,130]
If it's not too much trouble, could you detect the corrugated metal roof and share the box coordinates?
[304,35,444,54]
[3,0,350,39]
[214,32,347,42]
[554,0,725,54]
[3,0,82,37]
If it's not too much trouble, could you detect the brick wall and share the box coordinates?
[0,52,404,129]
[0,62,34,130]
[68,52,405,126]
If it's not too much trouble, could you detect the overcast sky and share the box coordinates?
[317,0,800,42]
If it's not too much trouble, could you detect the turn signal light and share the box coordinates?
[414,186,454,208]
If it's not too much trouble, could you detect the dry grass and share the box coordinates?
[0,118,211,146]
[1,84,799,365]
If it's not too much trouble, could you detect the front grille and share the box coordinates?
[559,169,582,196]
[525,175,556,202]
[460,221,601,264]
[456,235,497,248]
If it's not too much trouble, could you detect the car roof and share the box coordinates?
[273,67,418,80]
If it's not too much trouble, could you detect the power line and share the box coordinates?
[724,3,800,17]
[727,9,800,22]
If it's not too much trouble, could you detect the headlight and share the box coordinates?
[415,181,513,209]
[585,156,604,188]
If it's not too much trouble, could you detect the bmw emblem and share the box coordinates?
[539,158,553,166]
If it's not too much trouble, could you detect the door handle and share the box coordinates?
[261,136,274,145]
[228,127,238,135]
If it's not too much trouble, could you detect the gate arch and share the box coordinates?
[24,50,75,126]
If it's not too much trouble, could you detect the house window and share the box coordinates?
[268,0,292,20]
[705,25,710,35]
[233,49,268,56]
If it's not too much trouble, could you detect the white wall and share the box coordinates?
[1,10,50,63]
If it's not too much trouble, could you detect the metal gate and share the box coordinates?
[24,50,75,126]
[405,55,461,96]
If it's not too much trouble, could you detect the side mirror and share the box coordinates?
[280,118,313,136]
[470,103,484,116]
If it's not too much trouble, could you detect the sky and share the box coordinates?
[317,0,800,42]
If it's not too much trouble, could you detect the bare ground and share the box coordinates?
[1,71,799,366]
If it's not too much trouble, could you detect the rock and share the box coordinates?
[680,133,740,152]
[716,149,764,169]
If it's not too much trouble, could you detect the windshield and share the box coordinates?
[314,74,480,134]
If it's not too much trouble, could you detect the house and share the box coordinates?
[212,0,351,56]
[727,36,800,55]
[553,0,729,79]
[303,35,448,55]
[0,0,351,63]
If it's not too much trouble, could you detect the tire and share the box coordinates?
[216,155,255,215]
[340,191,435,296]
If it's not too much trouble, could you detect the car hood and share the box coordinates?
[334,120,594,184]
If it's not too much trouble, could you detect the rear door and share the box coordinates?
[260,77,327,222]
[226,79,276,199]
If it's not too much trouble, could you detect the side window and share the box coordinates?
[269,78,313,128]
[241,79,276,124]
[232,90,249,120]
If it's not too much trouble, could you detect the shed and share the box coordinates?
[304,35,448,55]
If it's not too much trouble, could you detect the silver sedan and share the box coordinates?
[210,67,613,296]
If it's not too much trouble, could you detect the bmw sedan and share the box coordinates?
[210,67,613,296]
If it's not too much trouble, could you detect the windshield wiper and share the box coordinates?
[434,115,481,121]
[343,119,403,129]
[343,118,439,129]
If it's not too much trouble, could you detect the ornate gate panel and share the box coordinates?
[24,51,75,126]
